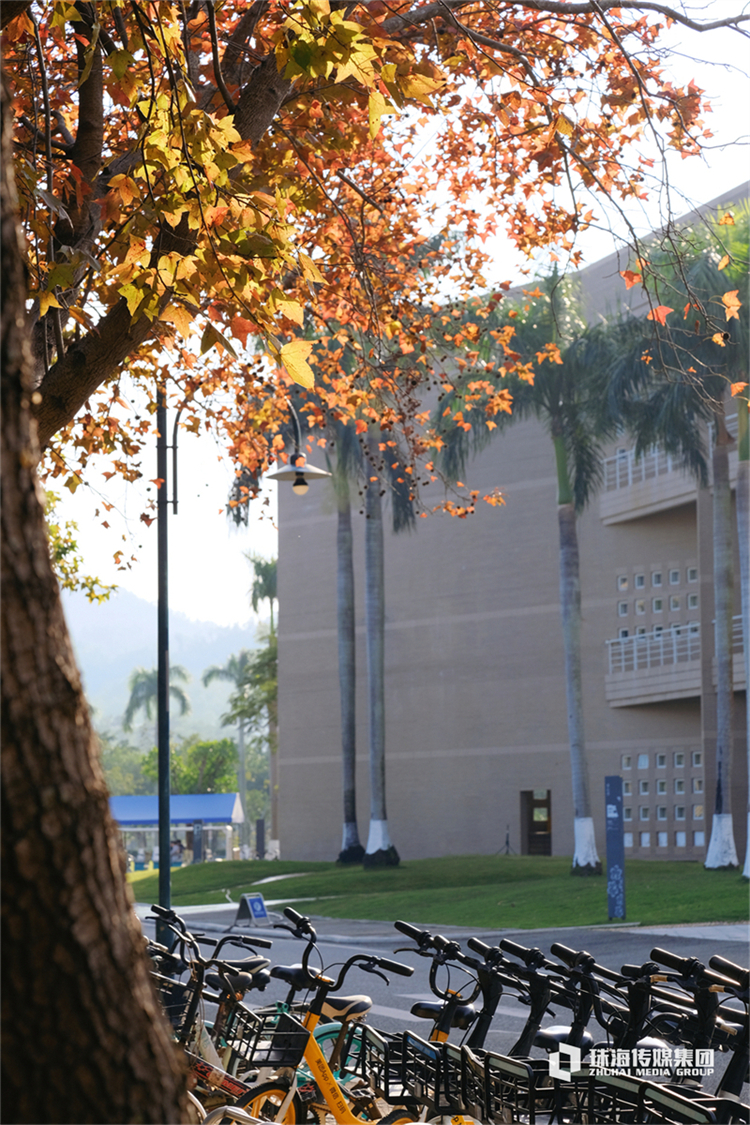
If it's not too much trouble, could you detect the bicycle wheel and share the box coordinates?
[378,1110,418,1125]
[233,1081,304,1124]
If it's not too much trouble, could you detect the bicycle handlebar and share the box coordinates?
[394,919,432,946]
[377,957,415,978]
[467,936,492,957]
[651,948,704,976]
[709,955,749,990]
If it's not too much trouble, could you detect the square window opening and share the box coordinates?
[669,569,680,585]
[652,571,663,588]
[675,831,687,847]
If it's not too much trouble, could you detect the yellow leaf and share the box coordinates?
[398,71,445,106]
[280,339,315,389]
[718,254,730,271]
[718,212,735,226]
[299,252,325,284]
[555,114,574,137]
[711,332,727,347]
[721,290,741,321]
[165,303,194,338]
[369,89,397,139]
[38,291,62,317]
[275,295,305,327]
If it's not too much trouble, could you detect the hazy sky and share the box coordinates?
[55,16,749,629]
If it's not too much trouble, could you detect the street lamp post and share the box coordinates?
[156,392,182,946]
[156,389,171,946]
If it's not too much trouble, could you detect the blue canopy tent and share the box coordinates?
[110,793,244,866]
[110,793,244,826]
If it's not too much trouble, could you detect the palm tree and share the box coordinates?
[122,665,191,735]
[608,211,748,870]
[245,555,278,846]
[739,393,750,879]
[361,425,418,868]
[248,555,277,635]
[327,422,366,863]
[437,277,613,873]
[202,650,255,855]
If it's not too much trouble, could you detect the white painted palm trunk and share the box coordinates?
[706,814,738,869]
[705,420,738,868]
[558,503,600,871]
[365,819,393,854]
[573,817,600,870]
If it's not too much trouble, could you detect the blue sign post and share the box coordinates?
[605,776,626,920]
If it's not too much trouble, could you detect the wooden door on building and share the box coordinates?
[520,789,552,855]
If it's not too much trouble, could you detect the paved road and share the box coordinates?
[138,903,748,1099]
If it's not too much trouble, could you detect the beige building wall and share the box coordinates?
[276,412,747,864]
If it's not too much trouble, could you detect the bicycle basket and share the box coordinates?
[152,972,199,1038]
[239,1009,309,1070]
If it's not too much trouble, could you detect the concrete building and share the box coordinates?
[274,187,748,864]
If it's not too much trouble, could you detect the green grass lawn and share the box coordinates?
[127,854,749,930]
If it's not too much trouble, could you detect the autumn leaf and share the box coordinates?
[721,290,741,321]
[368,89,397,138]
[717,254,730,271]
[200,323,238,359]
[620,269,642,290]
[280,339,315,388]
[711,332,727,348]
[718,213,735,226]
[647,305,673,325]
[731,382,748,397]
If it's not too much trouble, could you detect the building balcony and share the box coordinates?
[599,447,696,525]
[605,617,745,706]
[600,414,739,526]
[605,625,702,706]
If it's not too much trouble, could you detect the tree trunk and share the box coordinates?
[237,718,250,857]
[1,68,187,1124]
[558,501,601,874]
[336,481,364,864]
[363,436,398,867]
[705,406,739,868]
[737,402,750,879]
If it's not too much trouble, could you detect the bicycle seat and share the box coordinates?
[206,970,258,993]
[271,963,319,990]
[534,1026,594,1051]
[321,994,372,1022]
[410,1000,477,1030]
[223,956,271,975]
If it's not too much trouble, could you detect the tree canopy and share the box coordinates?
[4,0,747,532]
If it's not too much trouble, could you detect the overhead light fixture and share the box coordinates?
[264,402,331,494]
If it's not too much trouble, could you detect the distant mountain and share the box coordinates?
[61,589,257,743]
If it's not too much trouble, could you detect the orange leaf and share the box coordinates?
[718,254,730,271]
[646,305,673,325]
[721,290,741,321]
[717,212,735,226]
[620,269,642,290]
[730,382,748,396]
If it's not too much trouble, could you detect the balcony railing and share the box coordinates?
[607,625,701,675]
[602,446,678,492]
[607,617,744,679]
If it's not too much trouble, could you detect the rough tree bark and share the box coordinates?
[1,68,187,1124]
